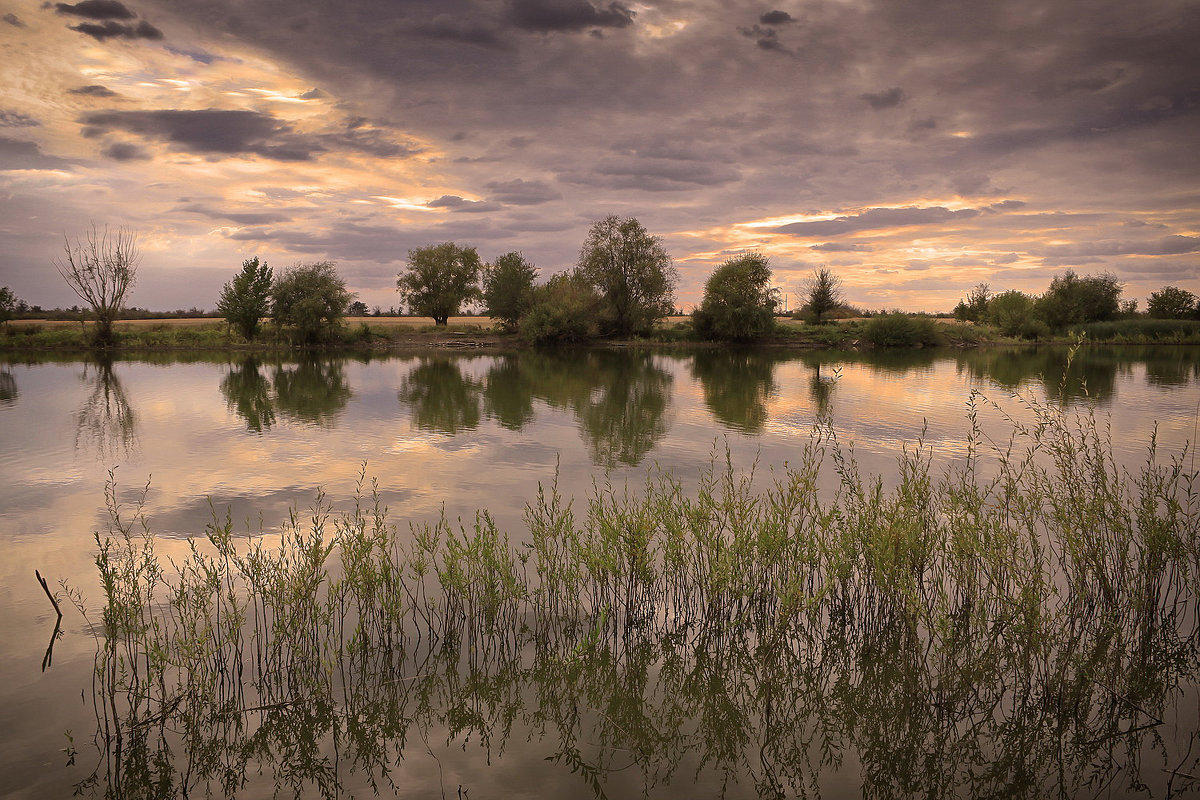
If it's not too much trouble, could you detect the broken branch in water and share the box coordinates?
[35,569,63,621]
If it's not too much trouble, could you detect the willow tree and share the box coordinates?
[53,225,140,347]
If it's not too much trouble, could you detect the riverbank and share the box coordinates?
[3,315,1199,353]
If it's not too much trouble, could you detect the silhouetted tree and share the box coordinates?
[53,225,139,347]
[693,252,779,342]
[804,267,842,324]
[1147,286,1197,319]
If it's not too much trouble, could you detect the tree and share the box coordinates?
[482,251,538,331]
[52,224,139,347]
[1147,286,1197,319]
[1035,270,1123,330]
[804,267,843,324]
[0,286,18,329]
[348,300,369,317]
[521,270,602,344]
[396,242,482,325]
[953,283,991,322]
[271,261,351,343]
[985,290,1038,337]
[217,257,273,341]
[693,252,779,342]
[578,216,677,336]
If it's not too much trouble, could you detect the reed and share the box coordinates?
[67,384,1200,798]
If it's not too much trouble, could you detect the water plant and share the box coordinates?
[65,383,1200,798]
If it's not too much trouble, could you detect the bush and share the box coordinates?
[862,314,942,347]
[692,252,778,342]
[520,271,601,345]
[272,262,351,344]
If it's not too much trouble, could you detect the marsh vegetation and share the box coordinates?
[65,368,1200,798]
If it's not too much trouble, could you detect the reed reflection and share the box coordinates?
[74,357,136,459]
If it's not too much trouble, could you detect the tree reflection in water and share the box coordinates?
[689,350,780,433]
[74,357,136,460]
[0,368,17,405]
[71,419,1200,798]
[398,356,483,434]
[220,357,352,432]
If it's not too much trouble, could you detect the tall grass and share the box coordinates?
[68,386,1200,798]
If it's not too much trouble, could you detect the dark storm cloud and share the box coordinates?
[427,195,498,213]
[3,12,26,27]
[414,15,506,47]
[759,11,793,25]
[325,127,421,158]
[54,1,136,20]
[101,141,149,160]
[79,109,322,160]
[0,137,71,170]
[861,87,906,110]
[69,85,120,98]
[484,178,561,205]
[0,111,40,128]
[69,19,164,41]
[775,207,981,237]
[508,0,635,32]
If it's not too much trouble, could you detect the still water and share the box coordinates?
[1,345,1197,798]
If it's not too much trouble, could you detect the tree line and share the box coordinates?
[7,219,1198,347]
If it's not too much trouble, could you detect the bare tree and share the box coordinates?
[53,225,140,347]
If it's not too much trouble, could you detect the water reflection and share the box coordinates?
[219,357,275,433]
[0,368,16,405]
[398,355,483,434]
[956,346,1122,403]
[74,358,136,459]
[482,355,536,431]
[220,357,353,431]
[574,351,672,467]
[690,350,780,433]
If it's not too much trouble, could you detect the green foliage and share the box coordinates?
[862,313,942,347]
[692,252,778,342]
[0,286,17,327]
[271,262,351,344]
[396,242,482,325]
[1036,270,1123,330]
[803,267,843,324]
[482,251,538,331]
[578,216,677,336]
[217,257,273,341]
[347,300,369,316]
[1147,286,1197,319]
[520,271,601,344]
[986,290,1036,337]
[1070,318,1200,343]
[952,282,990,322]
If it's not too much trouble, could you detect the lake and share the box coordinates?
[1,345,1198,798]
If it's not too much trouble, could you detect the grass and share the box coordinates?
[61,365,1200,798]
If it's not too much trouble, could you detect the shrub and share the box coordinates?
[520,271,601,344]
[862,314,942,347]
[693,252,778,342]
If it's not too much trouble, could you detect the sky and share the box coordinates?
[1,0,1198,313]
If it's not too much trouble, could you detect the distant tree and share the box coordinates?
[578,216,677,336]
[1036,270,1123,330]
[347,300,369,316]
[693,252,779,342]
[52,224,140,347]
[396,242,482,325]
[953,283,991,322]
[0,286,18,328]
[804,267,843,324]
[482,251,538,331]
[1147,286,1197,319]
[271,261,351,343]
[217,257,273,341]
[521,270,602,344]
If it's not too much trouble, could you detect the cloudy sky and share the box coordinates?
[1,0,1197,312]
